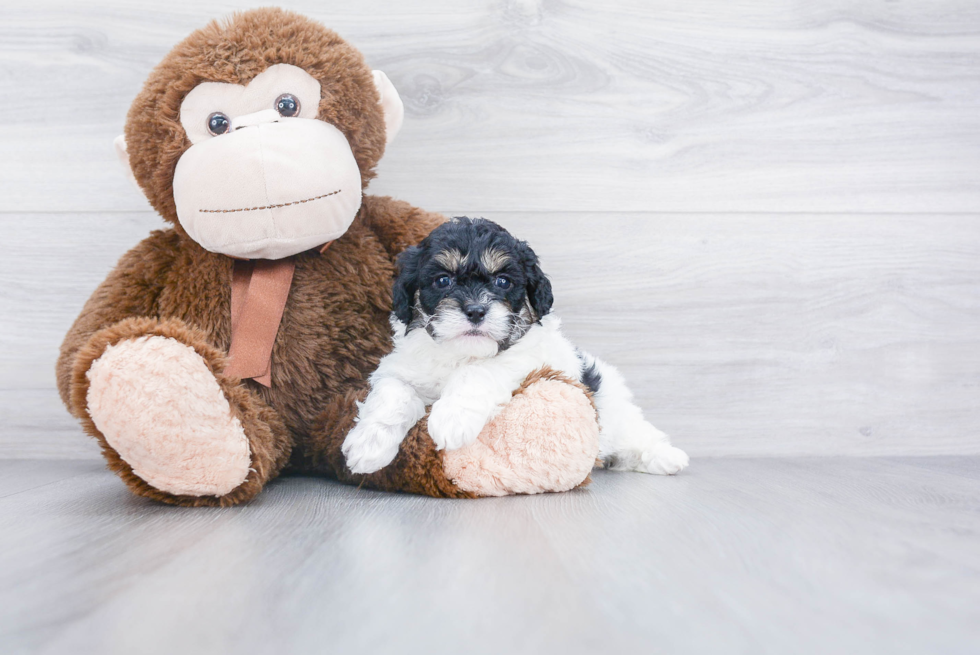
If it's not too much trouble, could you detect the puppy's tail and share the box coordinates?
[575,349,603,395]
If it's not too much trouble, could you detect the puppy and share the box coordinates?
[342,217,689,477]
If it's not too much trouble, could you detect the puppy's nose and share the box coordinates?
[464,303,487,324]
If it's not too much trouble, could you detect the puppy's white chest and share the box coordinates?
[414,377,449,405]
[413,355,493,404]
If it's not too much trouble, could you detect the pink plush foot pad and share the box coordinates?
[442,378,599,497]
[85,336,251,497]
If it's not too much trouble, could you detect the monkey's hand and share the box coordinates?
[439,367,601,497]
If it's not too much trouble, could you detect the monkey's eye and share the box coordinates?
[275,93,301,117]
[206,112,230,136]
[494,276,513,290]
[433,275,453,289]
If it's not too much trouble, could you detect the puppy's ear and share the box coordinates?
[393,245,423,326]
[518,241,554,319]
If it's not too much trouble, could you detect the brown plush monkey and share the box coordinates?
[56,8,599,506]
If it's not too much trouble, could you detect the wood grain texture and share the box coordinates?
[0,457,977,654]
[1,0,979,213]
[3,211,979,458]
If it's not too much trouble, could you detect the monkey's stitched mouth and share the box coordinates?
[199,189,342,214]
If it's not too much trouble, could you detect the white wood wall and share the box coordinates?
[2,0,979,458]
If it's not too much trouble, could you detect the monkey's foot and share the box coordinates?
[441,369,599,497]
[85,335,251,497]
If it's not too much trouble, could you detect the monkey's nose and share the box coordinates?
[464,303,487,324]
[231,109,281,131]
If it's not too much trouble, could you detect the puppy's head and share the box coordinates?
[393,217,553,351]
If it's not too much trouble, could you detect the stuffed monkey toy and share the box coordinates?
[56,8,600,506]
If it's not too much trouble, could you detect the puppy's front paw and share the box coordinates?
[428,398,489,451]
[641,443,690,475]
[342,422,403,474]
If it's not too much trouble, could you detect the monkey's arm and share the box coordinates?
[357,195,446,259]
[55,229,179,412]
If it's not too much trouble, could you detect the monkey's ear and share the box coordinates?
[372,70,404,145]
[113,134,140,189]
[392,245,422,327]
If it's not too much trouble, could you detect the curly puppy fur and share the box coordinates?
[343,217,687,482]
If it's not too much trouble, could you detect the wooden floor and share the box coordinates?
[1,457,978,654]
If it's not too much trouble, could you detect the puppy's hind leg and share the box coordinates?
[586,355,690,475]
[342,378,425,474]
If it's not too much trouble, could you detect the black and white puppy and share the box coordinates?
[342,217,689,476]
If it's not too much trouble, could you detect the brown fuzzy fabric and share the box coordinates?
[124,7,388,230]
[57,9,595,506]
[514,365,596,402]
[295,389,475,499]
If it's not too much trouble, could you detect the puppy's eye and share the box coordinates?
[275,93,301,117]
[434,275,453,289]
[494,276,512,290]
[207,112,230,136]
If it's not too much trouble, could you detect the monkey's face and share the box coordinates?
[171,64,364,260]
[117,9,404,261]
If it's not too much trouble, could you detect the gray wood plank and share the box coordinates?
[3,212,978,458]
[0,457,977,654]
[0,458,101,498]
[1,1,979,213]
[503,212,980,457]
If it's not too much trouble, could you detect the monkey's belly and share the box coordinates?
[247,245,396,438]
